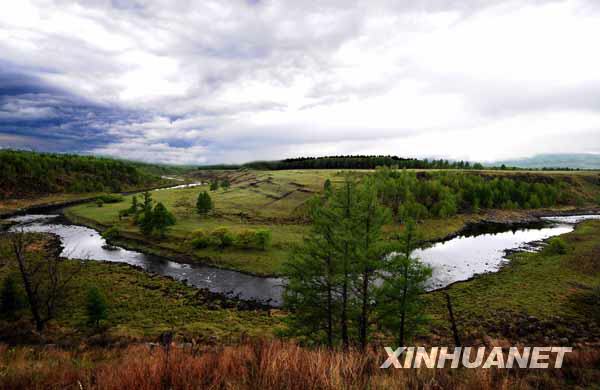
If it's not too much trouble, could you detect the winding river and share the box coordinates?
[7,212,600,307]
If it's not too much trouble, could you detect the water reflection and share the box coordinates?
[7,213,599,305]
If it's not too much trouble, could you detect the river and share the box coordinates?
[7,212,600,306]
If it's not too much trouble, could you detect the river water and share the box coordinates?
[7,213,600,306]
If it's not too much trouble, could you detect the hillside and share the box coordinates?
[496,153,600,169]
[0,150,172,200]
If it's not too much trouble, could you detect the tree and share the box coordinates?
[210,179,219,191]
[283,196,340,348]
[0,273,25,320]
[152,202,176,237]
[8,231,81,331]
[283,176,389,350]
[128,195,139,214]
[323,178,332,195]
[354,180,390,349]
[221,179,231,190]
[137,191,155,236]
[376,220,431,346]
[196,191,213,215]
[86,286,108,328]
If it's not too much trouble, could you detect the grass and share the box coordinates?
[0,193,104,217]
[1,341,599,389]
[64,169,600,276]
[0,234,280,342]
[426,220,600,343]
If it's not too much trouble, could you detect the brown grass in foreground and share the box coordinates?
[0,340,599,389]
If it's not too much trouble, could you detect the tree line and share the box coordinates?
[0,150,162,199]
[372,168,568,222]
[198,155,489,171]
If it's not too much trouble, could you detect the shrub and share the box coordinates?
[96,199,104,207]
[196,191,213,215]
[97,194,124,203]
[236,229,256,249]
[210,227,234,248]
[190,229,213,249]
[101,226,120,242]
[546,237,568,255]
[86,287,108,328]
[254,229,272,250]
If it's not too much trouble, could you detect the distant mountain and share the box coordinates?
[495,154,600,169]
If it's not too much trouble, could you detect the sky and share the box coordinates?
[1,0,600,165]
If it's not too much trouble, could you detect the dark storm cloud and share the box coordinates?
[0,67,148,152]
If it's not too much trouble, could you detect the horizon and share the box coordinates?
[1,1,600,164]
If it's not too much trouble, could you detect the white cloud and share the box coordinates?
[1,0,599,163]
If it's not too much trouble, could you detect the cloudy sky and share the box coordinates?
[1,0,600,164]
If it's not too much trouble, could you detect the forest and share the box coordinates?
[0,150,163,199]
[370,168,570,221]
[199,155,487,170]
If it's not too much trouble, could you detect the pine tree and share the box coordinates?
[210,179,219,191]
[376,220,432,346]
[152,202,176,237]
[86,286,108,328]
[221,179,230,190]
[196,191,213,215]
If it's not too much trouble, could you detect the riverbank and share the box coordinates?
[425,219,600,347]
[0,233,280,344]
[64,202,600,278]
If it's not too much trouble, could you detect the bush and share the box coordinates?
[101,226,120,242]
[86,287,108,328]
[254,229,272,250]
[97,194,124,203]
[96,199,104,207]
[210,227,234,248]
[196,191,213,215]
[546,237,568,255]
[190,229,213,249]
[236,229,256,249]
[0,274,25,320]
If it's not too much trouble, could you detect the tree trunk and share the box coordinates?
[12,235,44,331]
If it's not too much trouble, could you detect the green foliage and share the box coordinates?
[210,180,219,191]
[96,194,124,204]
[151,202,176,238]
[221,179,231,190]
[196,191,213,215]
[236,229,257,249]
[376,220,432,346]
[372,168,568,221]
[0,149,159,199]
[545,237,569,255]
[283,176,395,348]
[96,199,104,208]
[101,226,120,242]
[210,227,234,248]
[86,286,108,328]
[0,274,25,320]
[190,229,214,249]
[254,229,272,250]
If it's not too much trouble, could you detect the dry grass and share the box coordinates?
[1,340,598,389]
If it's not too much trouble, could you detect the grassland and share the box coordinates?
[427,219,600,345]
[0,234,279,343]
[65,169,600,276]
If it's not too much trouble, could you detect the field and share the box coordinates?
[65,169,600,276]
[0,234,279,343]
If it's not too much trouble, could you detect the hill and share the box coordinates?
[0,150,175,199]
[495,153,600,169]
